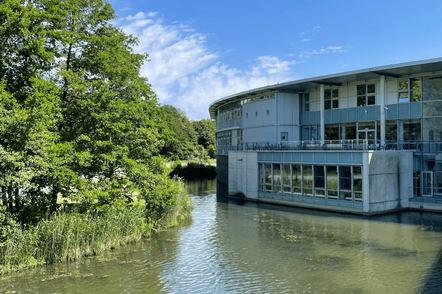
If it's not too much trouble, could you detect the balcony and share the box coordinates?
[233,140,442,152]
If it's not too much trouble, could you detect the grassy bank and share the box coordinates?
[169,162,217,180]
[0,180,193,275]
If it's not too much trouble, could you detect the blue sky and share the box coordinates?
[109,0,442,120]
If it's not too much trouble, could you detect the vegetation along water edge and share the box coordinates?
[0,0,203,274]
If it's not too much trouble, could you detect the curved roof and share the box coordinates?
[208,57,442,119]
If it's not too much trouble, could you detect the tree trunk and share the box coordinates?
[50,185,58,214]
[14,187,20,213]
[7,186,14,211]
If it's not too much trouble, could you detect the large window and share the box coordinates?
[398,78,421,103]
[357,84,376,107]
[302,93,310,112]
[325,89,339,110]
[258,163,363,205]
[314,166,325,198]
[283,164,291,195]
[292,165,302,196]
[325,123,340,140]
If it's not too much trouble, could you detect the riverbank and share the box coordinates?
[0,180,193,275]
[169,161,217,180]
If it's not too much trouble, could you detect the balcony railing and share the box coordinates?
[226,140,442,152]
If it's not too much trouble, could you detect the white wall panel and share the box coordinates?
[387,92,397,105]
[348,96,357,108]
[387,80,398,92]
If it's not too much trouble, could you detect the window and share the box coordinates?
[325,89,339,109]
[398,78,421,103]
[302,93,310,112]
[266,110,269,115]
[357,84,376,107]
[255,112,258,117]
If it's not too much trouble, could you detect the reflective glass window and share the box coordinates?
[303,165,313,197]
[357,85,366,95]
[399,81,409,90]
[423,76,442,101]
[353,166,362,193]
[341,123,357,140]
[273,164,281,194]
[292,165,302,196]
[423,101,442,117]
[386,120,397,141]
[283,164,291,195]
[259,164,264,192]
[265,164,272,192]
[402,119,421,141]
[357,96,366,107]
[314,166,325,198]
[326,166,338,199]
[423,118,442,141]
[325,123,340,140]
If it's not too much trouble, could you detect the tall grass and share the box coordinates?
[0,205,150,274]
[158,177,194,229]
[0,179,194,274]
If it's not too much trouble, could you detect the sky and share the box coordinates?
[109,0,442,120]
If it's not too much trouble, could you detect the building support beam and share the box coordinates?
[380,75,386,149]
[320,84,325,145]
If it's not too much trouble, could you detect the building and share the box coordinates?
[209,57,442,215]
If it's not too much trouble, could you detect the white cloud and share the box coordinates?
[299,46,344,59]
[301,38,311,42]
[116,12,297,120]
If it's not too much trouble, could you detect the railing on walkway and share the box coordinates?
[226,140,442,152]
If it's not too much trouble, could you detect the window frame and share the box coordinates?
[357,84,376,107]
[324,88,339,110]
[398,78,421,103]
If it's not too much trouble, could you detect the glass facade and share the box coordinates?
[259,163,363,207]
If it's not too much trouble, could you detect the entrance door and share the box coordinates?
[422,171,434,197]
[358,130,376,148]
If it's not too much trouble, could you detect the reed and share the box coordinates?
[0,205,150,274]
[158,177,194,229]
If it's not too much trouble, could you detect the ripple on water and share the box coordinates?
[2,180,442,293]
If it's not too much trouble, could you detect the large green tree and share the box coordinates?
[0,0,176,225]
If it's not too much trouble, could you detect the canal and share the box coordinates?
[1,179,442,293]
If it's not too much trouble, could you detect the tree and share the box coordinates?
[160,105,198,160]
[192,119,216,149]
[0,0,177,224]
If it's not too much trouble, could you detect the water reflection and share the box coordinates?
[1,179,442,293]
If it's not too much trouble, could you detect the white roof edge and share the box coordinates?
[208,57,442,118]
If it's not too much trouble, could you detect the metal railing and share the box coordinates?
[225,140,442,152]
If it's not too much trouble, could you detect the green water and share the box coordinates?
[1,179,442,293]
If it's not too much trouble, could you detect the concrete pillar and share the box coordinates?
[320,84,325,145]
[380,75,386,149]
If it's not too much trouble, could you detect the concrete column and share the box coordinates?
[380,75,386,149]
[320,84,325,145]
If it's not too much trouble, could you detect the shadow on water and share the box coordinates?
[421,250,442,294]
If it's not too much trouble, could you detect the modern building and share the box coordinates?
[209,57,442,215]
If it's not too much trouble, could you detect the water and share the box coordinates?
[1,179,442,293]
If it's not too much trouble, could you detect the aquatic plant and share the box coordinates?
[0,205,150,274]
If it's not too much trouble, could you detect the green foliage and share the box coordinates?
[207,145,217,159]
[169,162,217,180]
[192,119,216,149]
[159,106,216,161]
[0,0,197,273]
[157,177,193,228]
[0,205,150,274]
